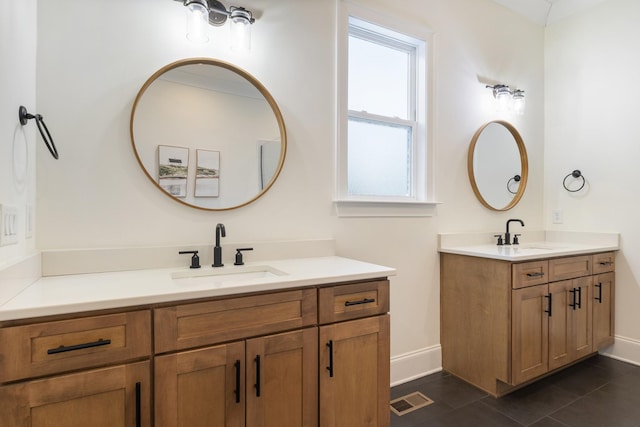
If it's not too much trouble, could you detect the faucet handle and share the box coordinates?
[513,234,521,245]
[494,235,504,246]
[179,250,201,269]
[234,248,254,266]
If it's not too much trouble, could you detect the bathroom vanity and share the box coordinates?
[439,232,617,397]
[0,256,393,427]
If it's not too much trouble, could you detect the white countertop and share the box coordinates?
[0,256,396,321]
[438,231,619,261]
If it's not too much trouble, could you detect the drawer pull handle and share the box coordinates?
[595,283,603,303]
[135,382,141,427]
[234,360,241,403]
[345,298,375,307]
[326,340,334,378]
[47,338,111,355]
[544,293,552,317]
[599,261,613,266]
[254,355,261,397]
[577,286,582,309]
[526,272,545,278]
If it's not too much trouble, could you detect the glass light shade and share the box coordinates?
[186,2,209,43]
[230,9,252,51]
[494,87,512,113]
[512,90,526,115]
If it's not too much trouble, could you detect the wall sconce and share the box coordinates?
[486,84,526,114]
[174,0,256,51]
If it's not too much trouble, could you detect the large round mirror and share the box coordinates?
[467,120,528,211]
[130,58,286,211]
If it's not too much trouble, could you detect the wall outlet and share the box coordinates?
[552,209,563,224]
[0,204,19,246]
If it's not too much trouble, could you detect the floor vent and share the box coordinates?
[390,391,434,416]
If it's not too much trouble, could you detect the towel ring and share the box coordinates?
[507,174,521,195]
[563,170,585,192]
[18,106,59,160]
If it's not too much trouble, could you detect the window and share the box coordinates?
[336,4,436,215]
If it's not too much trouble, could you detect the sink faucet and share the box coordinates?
[504,219,524,245]
[213,223,226,267]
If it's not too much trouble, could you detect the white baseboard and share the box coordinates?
[600,335,640,366]
[390,345,442,387]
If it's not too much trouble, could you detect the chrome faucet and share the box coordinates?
[504,219,524,245]
[213,223,226,267]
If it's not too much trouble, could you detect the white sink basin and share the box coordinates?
[171,265,288,287]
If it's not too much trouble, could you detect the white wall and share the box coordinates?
[31,0,544,381]
[545,0,640,362]
[0,0,37,268]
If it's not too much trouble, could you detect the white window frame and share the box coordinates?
[335,2,438,217]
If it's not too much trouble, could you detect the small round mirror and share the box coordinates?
[467,120,528,211]
[130,58,286,211]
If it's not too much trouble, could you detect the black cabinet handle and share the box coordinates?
[569,288,577,310]
[599,261,613,266]
[544,293,552,317]
[526,272,545,278]
[47,338,111,355]
[345,298,375,307]
[234,360,241,403]
[576,286,582,309]
[326,340,334,378]
[595,283,603,303]
[135,382,141,427]
[254,355,261,397]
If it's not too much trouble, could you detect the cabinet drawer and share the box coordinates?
[154,288,317,353]
[0,310,151,383]
[318,280,389,325]
[512,261,549,289]
[549,256,592,281]
[592,252,615,274]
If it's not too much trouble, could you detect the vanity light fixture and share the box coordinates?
[174,0,256,51]
[486,84,526,115]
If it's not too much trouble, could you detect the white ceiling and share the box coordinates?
[491,0,609,26]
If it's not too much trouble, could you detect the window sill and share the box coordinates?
[333,199,441,218]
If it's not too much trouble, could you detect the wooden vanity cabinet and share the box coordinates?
[441,252,615,397]
[318,280,390,427]
[154,279,390,427]
[0,311,152,427]
[0,278,391,427]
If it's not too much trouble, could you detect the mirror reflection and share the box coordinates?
[467,120,528,211]
[130,58,286,211]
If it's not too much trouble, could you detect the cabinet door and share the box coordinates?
[0,361,150,427]
[155,342,245,427]
[319,315,390,427]
[548,277,592,370]
[246,328,318,427]
[548,280,573,370]
[570,276,593,361]
[512,285,549,385]
[593,272,615,349]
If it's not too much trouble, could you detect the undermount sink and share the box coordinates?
[517,243,566,250]
[171,265,288,286]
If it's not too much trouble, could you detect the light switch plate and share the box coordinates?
[0,204,19,246]
[552,209,563,224]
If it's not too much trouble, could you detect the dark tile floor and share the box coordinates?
[391,355,640,427]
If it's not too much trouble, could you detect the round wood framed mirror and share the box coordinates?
[467,120,528,211]
[130,58,286,211]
